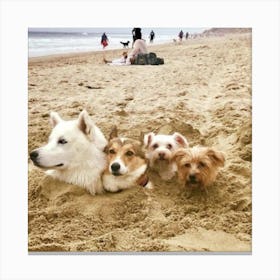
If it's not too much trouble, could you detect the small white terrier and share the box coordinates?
[143,132,189,180]
[30,110,107,195]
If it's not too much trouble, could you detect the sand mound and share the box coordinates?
[28,33,252,252]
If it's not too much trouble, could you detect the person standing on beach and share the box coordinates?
[149,30,155,43]
[101,32,109,49]
[178,30,184,42]
[185,32,189,40]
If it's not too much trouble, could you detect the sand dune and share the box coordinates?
[28,33,252,252]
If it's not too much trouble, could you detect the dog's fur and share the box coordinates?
[29,110,107,195]
[102,126,152,192]
[172,146,225,193]
[120,41,130,48]
[144,132,189,180]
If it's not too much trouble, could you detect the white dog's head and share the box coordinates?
[30,110,107,170]
[144,132,189,165]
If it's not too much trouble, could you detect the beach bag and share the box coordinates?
[147,52,158,65]
[133,52,164,65]
[156,57,164,65]
[134,53,148,65]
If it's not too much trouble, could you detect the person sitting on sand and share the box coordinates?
[103,51,128,65]
[127,30,148,64]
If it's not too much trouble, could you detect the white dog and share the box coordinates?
[144,132,189,180]
[29,110,107,195]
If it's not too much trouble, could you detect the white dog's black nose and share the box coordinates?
[30,151,39,161]
[111,162,120,172]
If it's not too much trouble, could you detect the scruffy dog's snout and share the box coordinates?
[189,174,196,182]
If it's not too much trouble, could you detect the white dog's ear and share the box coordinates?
[77,110,94,138]
[143,132,155,147]
[50,112,63,127]
[173,132,189,147]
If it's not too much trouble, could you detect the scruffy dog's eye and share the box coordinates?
[184,163,191,168]
[109,149,116,154]
[167,144,173,150]
[198,161,205,168]
[152,143,159,149]
[58,138,67,144]
[126,151,134,157]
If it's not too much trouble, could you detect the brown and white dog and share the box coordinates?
[172,146,225,193]
[102,127,152,192]
[144,132,189,180]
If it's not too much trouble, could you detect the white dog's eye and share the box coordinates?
[152,143,159,149]
[167,144,173,150]
[184,163,191,168]
[58,138,68,144]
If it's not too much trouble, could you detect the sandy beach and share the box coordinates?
[28,32,252,252]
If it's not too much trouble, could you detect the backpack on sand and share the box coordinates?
[133,52,164,65]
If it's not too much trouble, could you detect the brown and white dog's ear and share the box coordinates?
[173,132,189,148]
[77,110,94,138]
[206,148,225,167]
[50,111,63,127]
[143,132,155,148]
[103,145,109,154]
[172,148,188,163]
[109,126,118,140]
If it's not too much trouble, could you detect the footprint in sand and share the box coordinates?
[225,82,240,91]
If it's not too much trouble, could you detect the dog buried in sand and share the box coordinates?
[29,110,107,195]
[102,126,152,192]
[143,132,189,180]
[172,146,225,194]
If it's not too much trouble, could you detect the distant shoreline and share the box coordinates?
[28,32,251,63]
[28,41,175,63]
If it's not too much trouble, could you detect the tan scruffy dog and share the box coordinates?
[172,146,225,193]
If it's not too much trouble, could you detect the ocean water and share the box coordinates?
[28,27,206,57]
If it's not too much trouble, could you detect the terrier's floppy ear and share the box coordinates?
[50,112,63,127]
[173,132,189,147]
[172,148,188,162]
[77,110,94,138]
[109,126,118,140]
[206,148,225,167]
[143,132,155,147]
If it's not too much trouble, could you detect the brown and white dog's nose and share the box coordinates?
[30,150,39,162]
[111,162,121,172]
